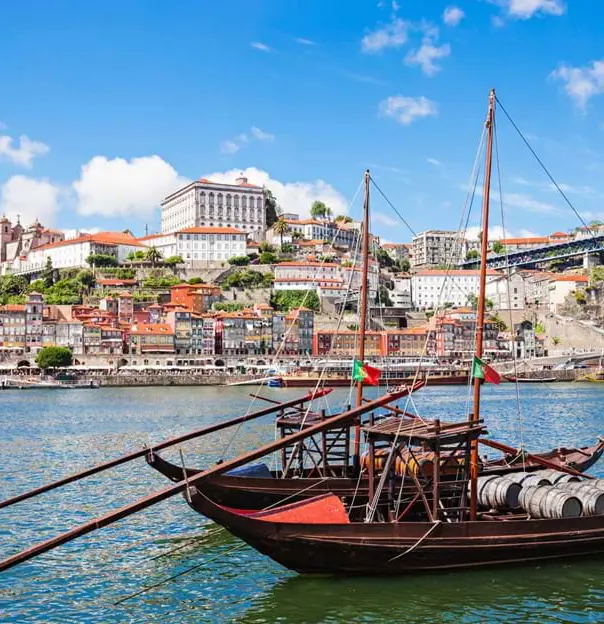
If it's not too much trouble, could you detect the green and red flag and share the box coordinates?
[472,356,501,385]
[352,359,381,386]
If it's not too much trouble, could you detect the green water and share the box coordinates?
[1,384,604,623]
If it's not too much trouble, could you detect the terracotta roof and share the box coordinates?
[499,237,549,245]
[284,219,326,226]
[550,231,569,237]
[298,239,325,246]
[118,292,133,298]
[33,231,147,252]
[1,304,26,312]
[552,275,589,282]
[247,241,260,247]
[131,323,174,335]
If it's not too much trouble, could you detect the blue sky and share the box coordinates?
[1,0,603,242]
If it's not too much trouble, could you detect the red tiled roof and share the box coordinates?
[552,275,589,282]
[97,278,138,286]
[1,304,26,312]
[131,323,174,335]
[33,232,147,252]
[499,237,549,245]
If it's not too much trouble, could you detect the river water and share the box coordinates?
[1,384,604,623]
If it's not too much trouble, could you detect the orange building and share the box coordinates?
[170,283,220,314]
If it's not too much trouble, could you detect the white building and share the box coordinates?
[10,232,147,275]
[139,227,247,266]
[161,175,266,237]
[267,218,360,249]
[412,230,463,268]
[382,243,411,263]
[390,273,412,309]
[411,269,499,310]
[547,274,589,313]
[485,272,526,311]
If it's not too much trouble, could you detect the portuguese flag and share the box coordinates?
[352,359,381,386]
[472,356,501,385]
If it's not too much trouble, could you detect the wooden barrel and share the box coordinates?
[506,472,549,487]
[477,476,521,509]
[532,469,581,485]
[557,482,604,516]
[519,485,583,519]
[360,449,389,472]
[586,478,604,491]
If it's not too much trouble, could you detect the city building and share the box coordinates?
[389,274,413,309]
[412,230,462,267]
[547,274,589,313]
[485,271,526,311]
[138,227,247,266]
[382,243,411,263]
[383,327,430,357]
[160,175,266,237]
[267,217,360,250]
[312,330,383,357]
[130,323,175,354]
[411,269,499,310]
[432,309,499,359]
[169,283,221,314]
[0,217,65,267]
[9,232,147,276]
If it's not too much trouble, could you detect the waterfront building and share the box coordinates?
[169,283,221,314]
[0,292,45,356]
[411,269,499,310]
[166,309,192,354]
[383,327,431,357]
[160,175,266,237]
[433,309,499,359]
[312,330,383,358]
[201,317,218,355]
[272,307,314,355]
[130,323,175,354]
[138,227,247,266]
[274,261,342,291]
[411,230,462,267]
[267,218,360,250]
[9,232,146,276]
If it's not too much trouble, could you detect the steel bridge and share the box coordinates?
[460,235,604,270]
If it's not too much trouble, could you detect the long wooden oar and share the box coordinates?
[0,383,421,572]
[479,438,593,479]
[0,389,332,511]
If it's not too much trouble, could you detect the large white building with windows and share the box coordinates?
[160,175,266,237]
[139,227,247,266]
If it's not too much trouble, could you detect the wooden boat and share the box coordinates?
[146,437,604,509]
[166,90,604,576]
[283,372,470,387]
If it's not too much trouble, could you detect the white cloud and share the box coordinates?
[505,192,559,214]
[551,60,604,109]
[443,6,465,26]
[465,225,541,240]
[361,18,410,53]
[1,175,60,224]
[202,167,349,218]
[294,37,316,46]
[405,41,451,75]
[72,155,188,217]
[250,42,271,52]
[0,134,49,168]
[250,126,275,142]
[379,95,438,125]
[490,0,565,19]
[221,126,275,155]
[427,157,442,166]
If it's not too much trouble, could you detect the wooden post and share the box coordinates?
[432,419,441,520]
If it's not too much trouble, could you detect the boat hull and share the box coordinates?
[191,490,604,575]
[283,375,470,388]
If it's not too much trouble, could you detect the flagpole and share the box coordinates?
[469,89,496,521]
[353,169,371,472]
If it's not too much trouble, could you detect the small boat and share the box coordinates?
[267,377,284,388]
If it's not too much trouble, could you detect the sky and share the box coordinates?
[1,0,604,243]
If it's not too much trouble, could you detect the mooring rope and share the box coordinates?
[387,520,442,562]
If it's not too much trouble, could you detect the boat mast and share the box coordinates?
[353,169,371,468]
[469,89,495,521]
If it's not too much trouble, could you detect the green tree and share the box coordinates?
[310,200,330,220]
[188,277,203,284]
[334,215,353,224]
[273,217,290,249]
[270,289,320,312]
[36,346,73,369]
[490,313,507,332]
[575,290,587,304]
[264,188,279,228]
[213,302,248,312]
[86,254,118,267]
[376,248,395,269]
[466,249,479,260]
[259,251,278,264]
[0,275,28,300]
[491,240,504,254]
[259,241,275,253]
[396,258,411,273]
[377,285,393,306]
[76,269,96,291]
[28,279,46,293]
[145,246,162,266]
[164,255,184,266]
[534,322,545,335]
[552,336,561,346]
[228,255,250,266]
[41,257,55,288]
[122,228,134,236]
[127,250,146,261]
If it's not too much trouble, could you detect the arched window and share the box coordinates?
[200,191,206,204]
[209,192,214,206]
[241,196,247,209]
[256,196,263,210]
[234,195,239,208]
[226,194,231,207]
[217,193,223,206]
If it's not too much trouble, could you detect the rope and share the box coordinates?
[370,177,417,237]
[387,520,442,562]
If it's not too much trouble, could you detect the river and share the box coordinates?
[1,384,604,623]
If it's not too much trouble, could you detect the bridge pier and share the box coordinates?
[583,252,602,269]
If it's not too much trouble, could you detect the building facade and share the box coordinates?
[411,270,498,310]
[412,230,462,268]
[161,175,266,237]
